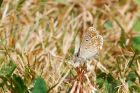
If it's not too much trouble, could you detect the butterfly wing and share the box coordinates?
[79,36,98,59]
[69,27,103,68]
[79,27,103,59]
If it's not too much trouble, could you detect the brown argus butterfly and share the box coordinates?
[69,27,103,67]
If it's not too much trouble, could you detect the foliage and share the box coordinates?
[31,76,48,93]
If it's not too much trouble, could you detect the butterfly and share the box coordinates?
[77,27,103,60]
[69,27,103,67]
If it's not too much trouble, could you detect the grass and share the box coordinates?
[0,0,140,93]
